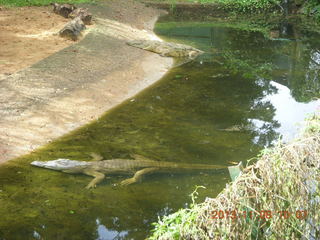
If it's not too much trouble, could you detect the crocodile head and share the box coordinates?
[31,159,90,171]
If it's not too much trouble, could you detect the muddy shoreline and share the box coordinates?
[0,0,173,163]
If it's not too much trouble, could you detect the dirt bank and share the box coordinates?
[0,0,173,163]
[0,6,73,76]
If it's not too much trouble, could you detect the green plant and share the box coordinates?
[140,0,282,13]
[149,186,207,240]
[303,0,320,21]
[207,0,281,13]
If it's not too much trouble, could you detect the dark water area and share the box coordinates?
[0,19,320,240]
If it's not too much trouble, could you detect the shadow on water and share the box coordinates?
[1,18,320,239]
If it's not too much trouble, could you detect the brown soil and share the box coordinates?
[0,0,172,163]
[0,6,73,76]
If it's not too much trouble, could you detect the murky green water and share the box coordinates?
[1,19,320,239]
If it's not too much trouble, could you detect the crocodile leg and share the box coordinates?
[83,170,105,189]
[89,152,104,161]
[130,153,152,161]
[120,167,158,186]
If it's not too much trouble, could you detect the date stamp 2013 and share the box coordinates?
[211,210,308,220]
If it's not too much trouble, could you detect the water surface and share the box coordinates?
[0,20,320,239]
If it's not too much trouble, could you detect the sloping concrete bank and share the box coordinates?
[0,0,173,163]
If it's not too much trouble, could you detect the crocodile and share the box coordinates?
[31,154,225,189]
[127,40,204,59]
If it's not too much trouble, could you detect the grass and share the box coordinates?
[0,0,94,7]
[149,114,320,239]
[149,186,209,239]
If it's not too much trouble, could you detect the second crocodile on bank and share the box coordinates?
[31,154,225,189]
[127,39,204,59]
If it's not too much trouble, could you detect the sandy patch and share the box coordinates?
[0,6,73,75]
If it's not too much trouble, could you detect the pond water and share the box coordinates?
[1,18,320,240]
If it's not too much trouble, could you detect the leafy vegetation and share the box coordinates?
[0,0,93,7]
[142,0,282,13]
[196,0,281,13]
[303,0,320,21]
[149,186,207,239]
[155,0,320,18]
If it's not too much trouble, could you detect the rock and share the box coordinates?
[127,40,203,59]
[69,8,92,25]
[51,3,76,18]
[59,17,86,41]
[51,3,93,25]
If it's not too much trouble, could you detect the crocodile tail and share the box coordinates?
[179,163,226,170]
[160,161,226,170]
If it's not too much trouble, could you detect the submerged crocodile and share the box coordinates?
[217,124,254,132]
[127,40,204,59]
[31,154,224,189]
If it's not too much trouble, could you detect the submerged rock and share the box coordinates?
[59,17,86,41]
[127,40,203,58]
